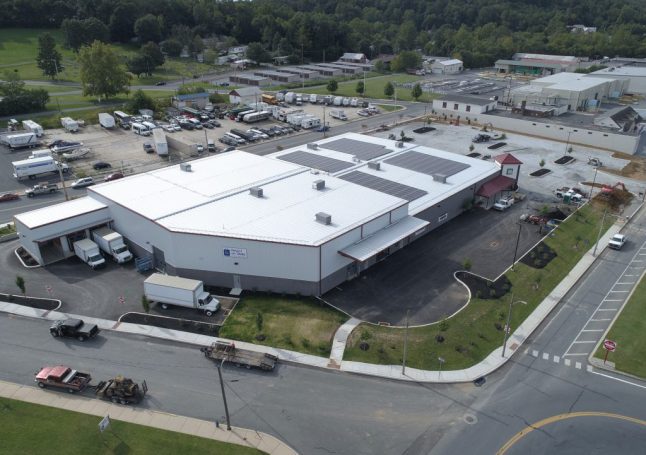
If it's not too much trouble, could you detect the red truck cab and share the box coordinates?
[35,365,91,393]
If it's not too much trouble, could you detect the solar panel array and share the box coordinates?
[338,171,428,202]
[385,151,470,177]
[322,138,390,161]
[277,150,354,173]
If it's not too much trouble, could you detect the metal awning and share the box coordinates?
[339,216,429,262]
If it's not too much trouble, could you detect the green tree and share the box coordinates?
[356,81,364,96]
[127,54,153,77]
[141,42,165,67]
[327,79,338,94]
[373,59,385,73]
[246,42,270,63]
[189,35,204,56]
[162,39,183,58]
[36,33,62,79]
[384,81,394,98]
[128,89,156,112]
[108,3,137,42]
[15,276,25,296]
[411,82,422,101]
[391,51,422,73]
[134,14,162,44]
[61,18,109,52]
[78,41,130,101]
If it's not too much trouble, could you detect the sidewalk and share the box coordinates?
[0,380,297,455]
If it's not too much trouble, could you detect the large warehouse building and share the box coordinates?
[14,134,504,296]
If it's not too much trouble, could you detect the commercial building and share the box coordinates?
[432,95,497,115]
[298,65,342,77]
[589,65,646,94]
[339,53,368,64]
[495,53,582,76]
[228,87,263,105]
[275,67,320,80]
[593,106,643,132]
[314,63,361,75]
[252,70,299,84]
[228,73,271,87]
[430,59,464,74]
[172,93,210,109]
[15,134,503,296]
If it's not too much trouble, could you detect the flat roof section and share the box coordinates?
[321,138,391,161]
[384,151,470,177]
[278,150,355,173]
[338,170,428,202]
[15,197,107,229]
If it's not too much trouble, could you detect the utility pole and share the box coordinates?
[593,209,608,257]
[216,360,231,431]
[502,293,514,358]
[57,163,69,201]
[511,222,522,271]
[590,166,599,200]
[402,309,410,375]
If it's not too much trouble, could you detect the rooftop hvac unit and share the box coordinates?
[249,187,264,198]
[306,143,318,150]
[180,163,192,172]
[396,141,404,148]
[315,212,332,225]
[368,161,381,170]
[432,173,447,183]
[352,156,361,162]
[312,179,325,190]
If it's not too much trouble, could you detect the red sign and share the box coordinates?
[603,340,617,352]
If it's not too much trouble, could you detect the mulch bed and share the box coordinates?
[412,126,436,134]
[455,272,512,300]
[520,242,557,269]
[121,312,220,336]
[487,142,506,150]
[16,247,39,267]
[0,293,58,310]
[554,156,575,165]
[530,168,551,177]
[467,152,481,158]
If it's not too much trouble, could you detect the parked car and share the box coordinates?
[93,161,111,170]
[0,192,20,202]
[202,122,214,129]
[608,234,627,250]
[209,119,221,127]
[71,177,94,188]
[316,125,330,132]
[155,81,166,86]
[221,146,236,153]
[50,318,99,341]
[104,172,124,182]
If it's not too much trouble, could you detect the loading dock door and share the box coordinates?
[152,246,166,273]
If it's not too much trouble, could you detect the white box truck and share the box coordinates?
[98,113,115,129]
[12,156,69,179]
[144,273,220,316]
[73,239,106,269]
[22,120,44,137]
[91,227,133,264]
[29,149,52,159]
[333,96,343,106]
[61,117,79,132]
[152,128,168,156]
[1,132,39,149]
[330,110,348,120]
[285,92,296,104]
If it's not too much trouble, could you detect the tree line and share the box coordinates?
[2,0,646,67]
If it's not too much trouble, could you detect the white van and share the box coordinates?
[224,132,246,145]
[142,121,157,131]
[132,123,151,136]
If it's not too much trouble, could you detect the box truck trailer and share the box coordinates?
[143,273,220,316]
[91,227,133,264]
[22,120,44,137]
[1,132,39,149]
[12,156,69,179]
[73,239,106,269]
[61,117,79,133]
[152,128,168,156]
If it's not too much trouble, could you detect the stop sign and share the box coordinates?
[603,339,617,352]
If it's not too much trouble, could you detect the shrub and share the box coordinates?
[489,289,497,298]
[438,319,449,331]
[301,337,311,349]
[462,258,472,270]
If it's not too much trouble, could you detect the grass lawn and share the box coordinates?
[306,74,437,103]
[376,104,404,112]
[0,397,264,455]
[45,89,172,111]
[345,203,615,370]
[593,273,646,378]
[220,295,348,357]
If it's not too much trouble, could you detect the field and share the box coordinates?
[306,74,437,103]
[219,295,348,357]
[0,397,264,455]
[593,273,646,378]
[344,204,614,370]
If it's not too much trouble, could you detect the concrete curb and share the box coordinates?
[0,380,298,455]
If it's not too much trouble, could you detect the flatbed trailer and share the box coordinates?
[94,376,148,404]
[201,341,278,371]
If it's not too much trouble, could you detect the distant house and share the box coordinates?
[228,45,248,57]
[569,24,597,33]
[430,58,463,75]
[375,54,395,69]
[339,52,368,64]
[172,92,210,109]
[229,87,262,105]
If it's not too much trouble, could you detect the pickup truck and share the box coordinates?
[35,365,91,393]
[25,183,58,197]
[608,234,627,250]
[50,318,100,341]
[493,197,514,211]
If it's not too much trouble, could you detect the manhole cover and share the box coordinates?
[489,241,499,248]
[463,414,478,425]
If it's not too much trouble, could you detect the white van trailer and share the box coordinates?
[22,120,44,137]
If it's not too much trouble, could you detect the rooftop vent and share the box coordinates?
[368,161,381,170]
[180,163,192,172]
[352,156,361,163]
[249,187,264,198]
[307,143,318,150]
[396,141,404,148]
[315,212,332,225]
[312,179,326,190]
[432,173,447,183]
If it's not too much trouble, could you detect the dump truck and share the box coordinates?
[201,341,278,371]
[35,365,92,393]
[95,376,148,404]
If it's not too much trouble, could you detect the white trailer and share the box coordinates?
[152,128,168,156]
[144,273,220,316]
[73,239,106,269]
[285,92,296,104]
[286,113,306,126]
[29,149,52,159]
[91,227,133,264]
[61,117,79,132]
[98,113,115,129]
[330,110,348,120]
[1,132,39,149]
[333,96,343,106]
[12,156,69,180]
[309,94,318,103]
[22,120,44,137]
[301,116,321,129]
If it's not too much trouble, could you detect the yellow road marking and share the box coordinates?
[497,412,646,455]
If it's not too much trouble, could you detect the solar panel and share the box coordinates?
[385,151,469,177]
[338,171,427,202]
[277,150,354,173]
[322,138,390,161]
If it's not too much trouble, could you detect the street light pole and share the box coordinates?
[590,166,599,200]
[502,294,527,358]
[216,360,231,430]
[56,163,69,201]
[402,309,410,375]
[593,208,608,257]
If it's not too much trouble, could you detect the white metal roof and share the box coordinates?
[592,67,646,77]
[532,73,616,92]
[15,197,107,229]
[339,216,429,261]
[435,59,463,66]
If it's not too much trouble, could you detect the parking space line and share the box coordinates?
[581,329,604,332]
[564,359,571,366]
[596,308,618,312]
[575,362,582,369]
[602,299,623,302]
[616,282,635,285]
[532,350,539,357]
[590,318,612,321]
[572,340,596,344]
[542,353,549,360]
[553,355,560,363]
[608,290,629,293]
[563,353,588,357]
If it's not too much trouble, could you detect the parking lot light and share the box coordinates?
[502,293,527,358]
[511,222,523,271]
